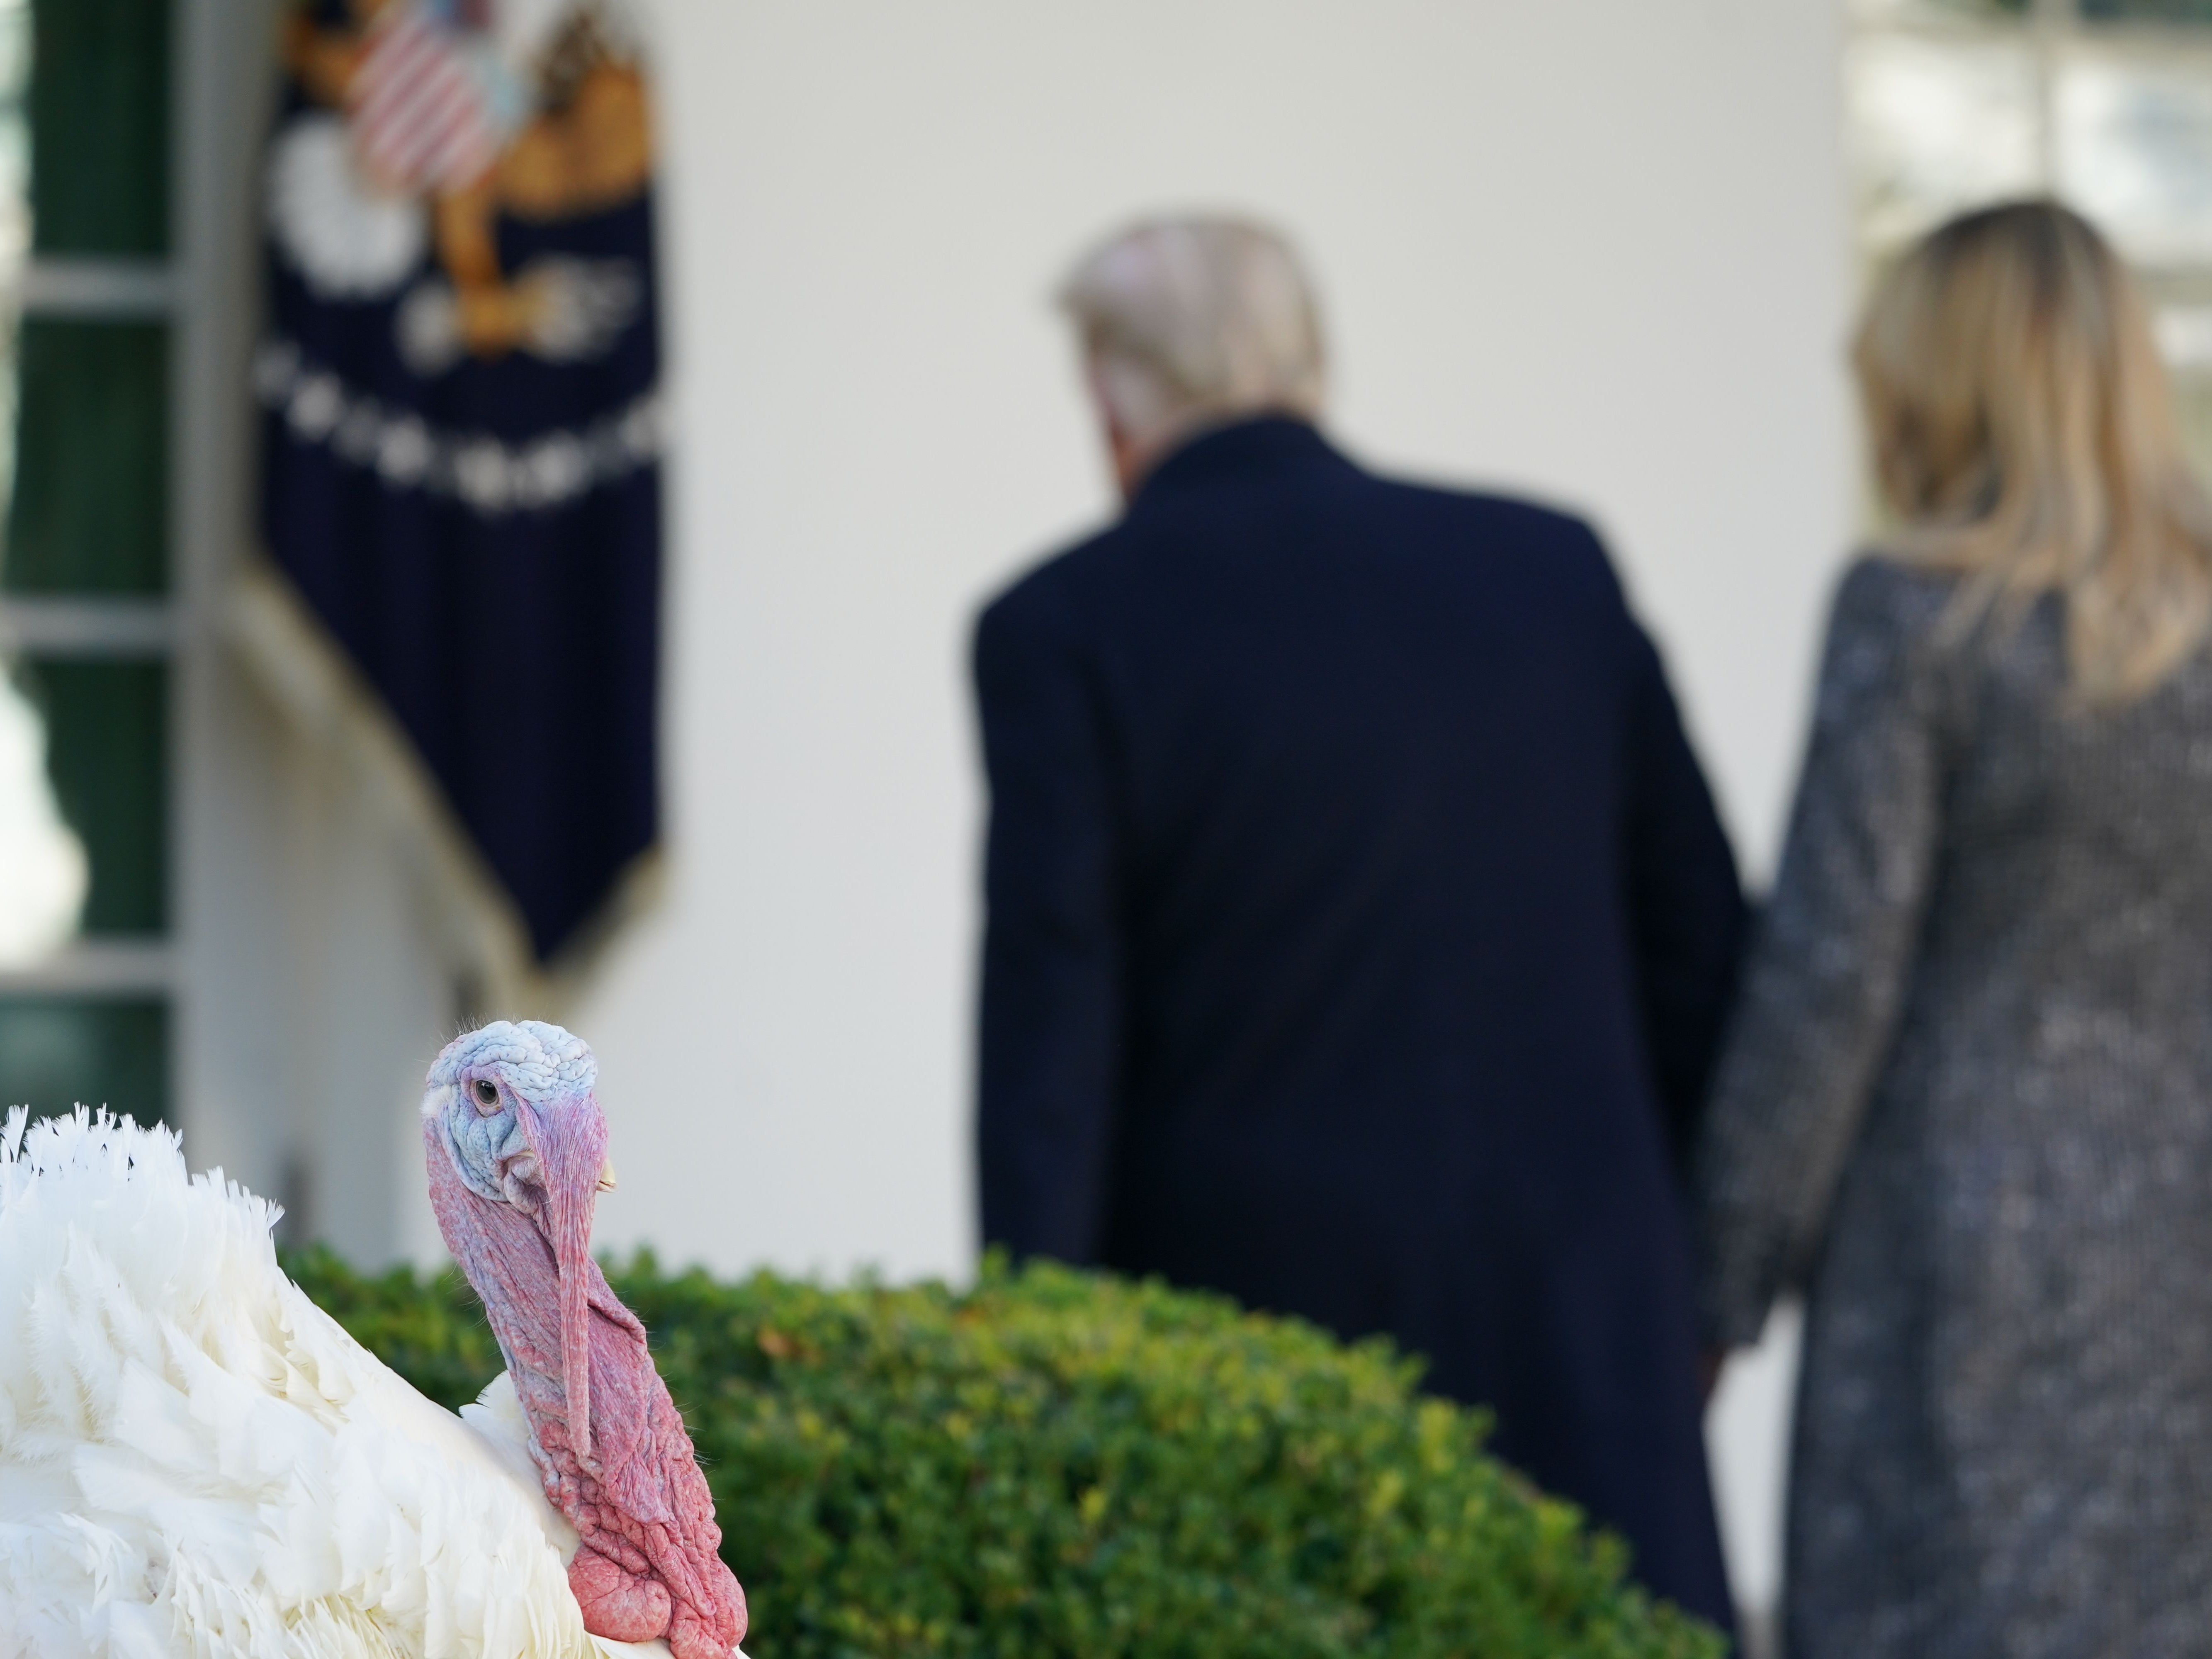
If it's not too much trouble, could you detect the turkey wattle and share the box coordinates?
[0,1020,746,1659]
[422,1022,745,1658]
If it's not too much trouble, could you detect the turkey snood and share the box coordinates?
[423,1023,746,1659]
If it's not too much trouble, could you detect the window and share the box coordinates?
[0,0,174,1124]
[1849,0,2212,475]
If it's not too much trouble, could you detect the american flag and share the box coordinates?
[348,2,502,195]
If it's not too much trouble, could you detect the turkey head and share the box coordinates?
[423,1020,746,1659]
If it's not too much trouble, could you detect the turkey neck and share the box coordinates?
[422,1119,647,1486]
[422,1119,748,1657]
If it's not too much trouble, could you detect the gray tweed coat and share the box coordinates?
[1696,555,2212,1659]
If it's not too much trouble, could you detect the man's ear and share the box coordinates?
[1080,354,1140,502]
[1106,419,1146,501]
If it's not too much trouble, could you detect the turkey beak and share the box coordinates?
[516,1091,609,1467]
[597,1157,618,1194]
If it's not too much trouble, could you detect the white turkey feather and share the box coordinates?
[0,1107,677,1659]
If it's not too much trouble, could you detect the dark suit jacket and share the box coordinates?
[972,417,1744,1628]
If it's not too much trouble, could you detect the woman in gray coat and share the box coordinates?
[1697,200,2212,1658]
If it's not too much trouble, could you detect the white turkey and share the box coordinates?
[0,1019,748,1659]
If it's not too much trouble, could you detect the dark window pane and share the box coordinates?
[2174,369,2212,489]
[28,0,167,256]
[3,319,166,593]
[0,995,165,1122]
[2083,1,2212,19]
[15,657,164,932]
[1854,0,2029,17]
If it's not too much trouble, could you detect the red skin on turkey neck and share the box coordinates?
[424,1105,746,1659]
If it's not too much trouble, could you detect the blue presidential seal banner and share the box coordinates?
[258,0,660,964]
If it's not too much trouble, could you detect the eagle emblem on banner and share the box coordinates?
[257,0,662,973]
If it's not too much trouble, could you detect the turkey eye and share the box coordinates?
[471,1078,501,1112]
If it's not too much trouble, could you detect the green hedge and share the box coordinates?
[284,1248,1722,1659]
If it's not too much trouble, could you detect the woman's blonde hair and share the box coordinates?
[1855,199,2212,703]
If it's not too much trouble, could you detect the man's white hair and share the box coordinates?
[1059,216,1326,455]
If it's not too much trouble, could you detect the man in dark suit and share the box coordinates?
[972,217,1745,1631]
